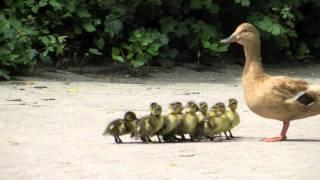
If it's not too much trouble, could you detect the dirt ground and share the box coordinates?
[1,63,320,180]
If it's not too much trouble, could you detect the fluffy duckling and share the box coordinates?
[197,102,209,122]
[176,101,199,141]
[160,102,183,141]
[193,115,216,141]
[135,103,164,143]
[215,102,232,140]
[102,111,138,143]
[226,98,240,138]
[207,105,224,140]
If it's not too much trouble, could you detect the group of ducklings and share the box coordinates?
[102,99,240,143]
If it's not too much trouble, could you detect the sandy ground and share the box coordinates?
[1,64,320,180]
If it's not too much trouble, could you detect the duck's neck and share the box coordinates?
[243,41,264,77]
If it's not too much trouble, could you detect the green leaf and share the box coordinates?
[94,18,101,26]
[234,0,250,7]
[112,48,124,62]
[39,0,48,7]
[104,18,123,37]
[40,36,50,46]
[31,5,39,13]
[82,19,96,32]
[205,1,219,14]
[131,55,145,68]
[147,44,161,56]
[159,34,169,45]
[95,38,105,50]
[88,48,102,55]
[49,0,62,10]
[76,6,91,18]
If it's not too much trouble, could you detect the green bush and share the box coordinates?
[1,0,319,79]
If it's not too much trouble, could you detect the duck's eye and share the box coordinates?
[243,29,248,33]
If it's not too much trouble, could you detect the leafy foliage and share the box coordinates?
[112,29,169,68]
[0,0,320,79]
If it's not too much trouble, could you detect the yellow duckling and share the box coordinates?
[176,101,199,141]
[215,102,232,140]
[226,98,240,138]
[193,115,216,141]
[102,111,138,143]
[160,102,183,141]
[197,102,209,122]
[207,105,224,140]
[135,103,164,143]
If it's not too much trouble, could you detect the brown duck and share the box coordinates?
[221,23,320,142]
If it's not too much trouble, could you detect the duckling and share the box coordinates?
[197,102,209,122]
[226,98,240,138]
[135,103,164,143]
[207,105,224,141]
[215,102,232,140]
[176,101,199,141]
[193,115,216,141]
[160,102,183,142]
[102,111,138,143]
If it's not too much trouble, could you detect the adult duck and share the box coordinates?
[221,23,320,142]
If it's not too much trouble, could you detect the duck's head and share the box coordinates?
[199,102,208,114]
[185,101,199,113]
[150,102,162,116]
[215,102,226,113]
[220,23,260,46]
[228,98,238,111]
[124,111,138,121]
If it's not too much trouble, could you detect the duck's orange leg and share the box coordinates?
[262,121,290,142]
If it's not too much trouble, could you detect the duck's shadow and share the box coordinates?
[242,137,320,143]
[285,139,320,142]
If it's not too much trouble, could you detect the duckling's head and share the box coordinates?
[150,103,162,116]
[168,103,175,114]
[124,111,138,121]
[209,105,221,116]
[185,101,199,113]
[175,102,184,113]
[199,102,208,113]
[220,23,260,46]
[215,102,226,113]
[228,98,238,111]
[168,102,183,114]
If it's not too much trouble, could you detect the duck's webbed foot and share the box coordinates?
[262,136,287,142]
[262,121,290,142]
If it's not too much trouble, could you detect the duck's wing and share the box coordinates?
[271,76,314,105]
